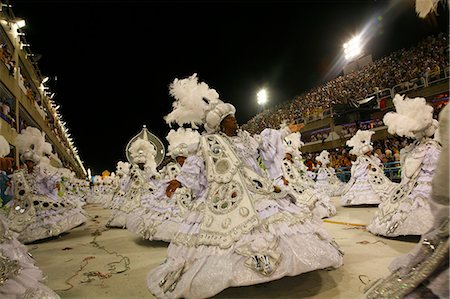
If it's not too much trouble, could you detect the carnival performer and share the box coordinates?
[127,128,200,241]
[281,132,336,218]
[0,213,60,299]
[6,127,86,243]
[0,135,58,298]
[365,103,448,299]
[340,130,395,206]
[147,74,343,299]
[108,161,131,210]
[367,95,441,237]
[107,138,158,228]
[314,150,346,197]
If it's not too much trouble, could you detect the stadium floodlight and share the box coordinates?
[343,35,363,61]
[257,89,268,106]
[42,76,49,84]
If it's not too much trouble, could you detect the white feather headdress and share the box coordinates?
[116,161,131,176]
[165,73,235,133]
[346,130,375,156]
[129,138,157,173]
[16,127,47,163]
[316,150,330,166]
[165,73,220,128]
[166,128,200,158]
[383,94,437,139]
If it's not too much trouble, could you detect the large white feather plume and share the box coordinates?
[166,128,200,157]
[16,127,46,155]
[383,94,434,138]
[164,73,221,128]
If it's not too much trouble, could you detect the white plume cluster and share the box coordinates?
[164,73,221,128]
[316,150,330,166]
[384,94,436,138]
[16,127,46,155]
[116,161,131,176]
[346,130,375,156]
[166,128,200,158]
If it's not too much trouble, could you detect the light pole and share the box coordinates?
[257,88,268,111]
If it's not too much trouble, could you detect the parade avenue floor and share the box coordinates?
[28,198,418,299]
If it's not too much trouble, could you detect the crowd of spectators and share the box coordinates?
[304,119,385,143]
[242,33,449,135]
[0,43,15,76]
[303,135,414,172]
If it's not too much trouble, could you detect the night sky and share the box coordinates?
[8,0,449,175]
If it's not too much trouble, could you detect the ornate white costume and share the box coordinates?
[107,138,159,228]
[314,150,346,197]
[341,130,395,206]
[7,127,86,243]
[127,128,200,242]
[368,95,441,237]
[147,74,343,298]
[108,162,131,210]
[0,214,60,299]
[281,132,336,218]
[365,104,449,299]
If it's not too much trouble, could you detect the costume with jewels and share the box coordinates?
[0,213,60,299]
[127,128,200,242]
[147,74,343,299]
[314,150,346,197]
[107,138,159,228]
[340,130,395,206]
[368,95,441,237]
[6,127,86,243]
[365,102,449,299]
[280,132,336,218]
[108,162,131,210]
[0,131,60,298]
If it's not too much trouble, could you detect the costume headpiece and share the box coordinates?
[165,73,236,133]
[346,130,375,156]
[383,94,438,139]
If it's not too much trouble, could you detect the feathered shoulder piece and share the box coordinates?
[346,130,375,156]
[164,73,221,128]
[166,128,200,158]
[384,94,437,139]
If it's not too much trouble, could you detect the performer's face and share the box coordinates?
[176,156,186,167]
[220,115,238,136]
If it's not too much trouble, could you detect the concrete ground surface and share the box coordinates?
[27,198,419,299]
